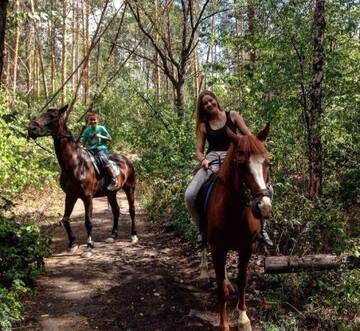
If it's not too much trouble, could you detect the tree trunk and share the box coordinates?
[174,79,185,119]
[49,0,56,95]
[265,255,360,274]
[191,2,199,99]
[12,0,20,93]
[247,0,256,63]
[30,0,48,98]
[235,0,243,101]
[24,24,32,101]
[33,48,39,98]
[308,0,325,199]
[72,0,78,93]
[0,0,8,85]
[61,0,68,103]
[82,0,90,104]
[153,0,161,103]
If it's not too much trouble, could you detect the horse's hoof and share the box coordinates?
[131,235,138,244]
[237,310,251,331]
[81,251,92,258]
[105,237,115,243]
[238,321,252,331]
[196,275,210,287]
[85,242,94,251]
[69,244,79,253]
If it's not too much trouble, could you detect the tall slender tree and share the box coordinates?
[0,0,8,85]
[12,0,20,93]
[61,0,68,103]
[308,0,325,198]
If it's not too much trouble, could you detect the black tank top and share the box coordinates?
[205,111,237,153]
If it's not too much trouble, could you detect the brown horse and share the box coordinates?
[27,105,138,251]
[199,124,271,331]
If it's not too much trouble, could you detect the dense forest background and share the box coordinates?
[0,0,359,330]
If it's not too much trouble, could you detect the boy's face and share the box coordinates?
[88,116,98,128]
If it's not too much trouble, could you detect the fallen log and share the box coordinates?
[264,254,360,274]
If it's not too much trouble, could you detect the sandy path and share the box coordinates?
[18,193,262,331]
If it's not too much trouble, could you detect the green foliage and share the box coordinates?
[0,213,49,330]
[131,101,197,240]
[259,269,360,330]
[0,280,27,331]
[0,93,57,193]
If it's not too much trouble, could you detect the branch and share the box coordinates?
[128,2,178,86]
[104,40,167,72]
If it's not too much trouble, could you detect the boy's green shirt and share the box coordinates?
[81,125,110,150]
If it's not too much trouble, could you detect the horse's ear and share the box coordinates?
[257,122,270,141]
[225,126,239,144]
[59,104,69,114]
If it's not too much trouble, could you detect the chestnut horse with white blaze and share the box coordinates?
[199,124,272,331]
[27,105,138,251]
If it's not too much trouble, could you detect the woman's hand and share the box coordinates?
[201,158,209,170]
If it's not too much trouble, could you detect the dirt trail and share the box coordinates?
[19,193,262,331]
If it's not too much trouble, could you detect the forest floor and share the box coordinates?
[15,190,267,331]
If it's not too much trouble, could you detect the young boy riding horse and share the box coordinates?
[80,112,117,191]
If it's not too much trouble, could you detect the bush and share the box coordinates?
[0,214,49,330]
[0,94,57,193]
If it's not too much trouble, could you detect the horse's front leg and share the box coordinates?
[236,251,252,331]
[124,185,138,244]
[211,247,230,331]
[62,195,78,250]
[82,195,94,251]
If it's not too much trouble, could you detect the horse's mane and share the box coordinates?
[218,134,268,182]
[238,134,267,156]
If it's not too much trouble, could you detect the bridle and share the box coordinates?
[230,154,271,219]
[30,116,73,140]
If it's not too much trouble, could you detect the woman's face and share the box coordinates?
[202,94,219,114]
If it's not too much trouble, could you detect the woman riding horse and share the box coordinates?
[28,105,138,251]
[184,90,273,247]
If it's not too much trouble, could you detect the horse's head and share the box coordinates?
[224,123,272,219]
[28,105,68,139]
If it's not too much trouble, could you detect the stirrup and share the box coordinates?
[107,179,117,191]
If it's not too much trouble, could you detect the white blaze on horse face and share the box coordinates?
[249,155,272,209]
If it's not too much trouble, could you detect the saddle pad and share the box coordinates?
[195,174,217,234]
[84,150,120,178]
[86,150,101,176]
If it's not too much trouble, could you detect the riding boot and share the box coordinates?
[105,165,117,191]
[258,218,274,247]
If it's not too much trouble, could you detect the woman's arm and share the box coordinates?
[195,123,209,169]
[231,111,252,135]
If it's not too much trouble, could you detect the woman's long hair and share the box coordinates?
[195,90,223,133]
